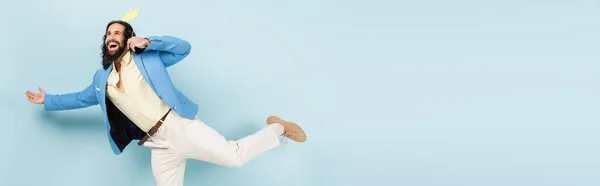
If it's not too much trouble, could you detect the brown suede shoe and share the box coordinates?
[267,116,307,142]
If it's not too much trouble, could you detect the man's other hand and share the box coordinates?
[127,37,150,53]
[25,87,45,104]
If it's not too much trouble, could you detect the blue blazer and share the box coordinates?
[43,35,199,155]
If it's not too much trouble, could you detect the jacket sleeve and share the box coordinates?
[145,35,192,68]
[43,74,100,111]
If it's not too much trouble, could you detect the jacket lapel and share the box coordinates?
[99,63,112,104]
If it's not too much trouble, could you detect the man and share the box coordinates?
[24,20,307,186]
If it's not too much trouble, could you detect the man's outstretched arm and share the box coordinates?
[26,72,100,111]
[43,82,99,111]
[144,35,192,67]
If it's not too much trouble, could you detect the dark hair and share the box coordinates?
[101,20,136,69]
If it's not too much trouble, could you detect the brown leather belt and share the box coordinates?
[138,109,172,146]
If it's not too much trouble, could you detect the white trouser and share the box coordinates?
[142,111,284,186]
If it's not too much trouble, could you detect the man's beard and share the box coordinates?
[106,45,127,62]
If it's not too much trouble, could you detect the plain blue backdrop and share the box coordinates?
[1,0,600,185]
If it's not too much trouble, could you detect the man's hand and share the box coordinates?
[127,37,150,53]
[25,87,45,104]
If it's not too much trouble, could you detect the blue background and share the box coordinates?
[1,0,600,185]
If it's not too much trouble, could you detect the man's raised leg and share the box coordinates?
[163,113,306,168]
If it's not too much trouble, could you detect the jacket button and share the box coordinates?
[159,96,163,99]
[173,106,177,110]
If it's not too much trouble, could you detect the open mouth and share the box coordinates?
[108,42,119,50]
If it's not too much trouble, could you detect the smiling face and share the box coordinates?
[101,20,136,69]
[104,23,127,57]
